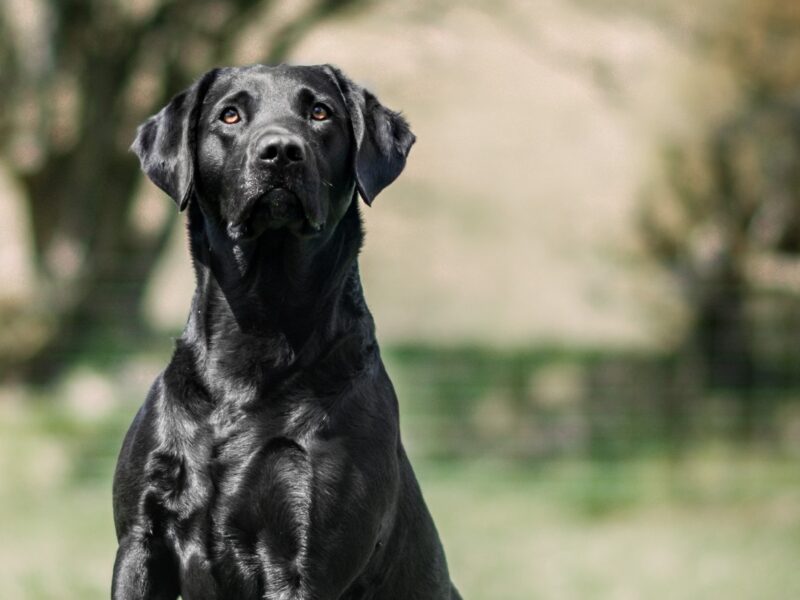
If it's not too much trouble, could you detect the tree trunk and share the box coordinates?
[14,151,174,382]
[691,266,758,439]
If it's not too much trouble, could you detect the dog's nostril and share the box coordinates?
[259,138,303,163]
[262,144,279,161]
[286,143,303,162]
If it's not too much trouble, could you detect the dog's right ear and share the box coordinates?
[131,69,220,212]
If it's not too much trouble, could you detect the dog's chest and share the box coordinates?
[203,399,317,510]
[167,399,332,595]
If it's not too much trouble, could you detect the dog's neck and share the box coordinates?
[180,198,373,388]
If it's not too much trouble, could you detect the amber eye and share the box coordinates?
[220,107,241,124]
[310,104,330,121]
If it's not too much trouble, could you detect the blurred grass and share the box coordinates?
[424,457,800,600]
[1,380,800,599]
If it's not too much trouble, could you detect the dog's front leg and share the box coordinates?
[112,535,179,600]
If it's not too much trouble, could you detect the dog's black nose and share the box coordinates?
[257,134,305,165]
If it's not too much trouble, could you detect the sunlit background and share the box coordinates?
[2,0,800,598]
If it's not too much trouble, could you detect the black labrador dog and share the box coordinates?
[112,64,461,600]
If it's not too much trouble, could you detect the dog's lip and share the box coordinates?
[255,186,303,220]
[258,186,325,232]
[258,186,296,203]
[227,182,327,241]
[252,184,296,202]
[226,186,324,241]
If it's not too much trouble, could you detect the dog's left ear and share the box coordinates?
[131,69,220,212]
[325,65,416,206]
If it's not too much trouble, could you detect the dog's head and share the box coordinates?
[132,64,415,239]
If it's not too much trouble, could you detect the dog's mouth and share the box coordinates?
[258,187,304,224]
[227,186,324,240]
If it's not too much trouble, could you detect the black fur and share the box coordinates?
[113,64,460,599]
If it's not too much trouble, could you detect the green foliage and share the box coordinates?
[385,344,800,461]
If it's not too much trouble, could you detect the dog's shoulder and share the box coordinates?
[112,373,167,538]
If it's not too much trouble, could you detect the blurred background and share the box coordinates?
[2,0,800,597]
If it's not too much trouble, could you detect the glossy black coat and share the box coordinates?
[112,65,461,599]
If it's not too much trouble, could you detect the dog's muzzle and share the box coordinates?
[225,131,327,240]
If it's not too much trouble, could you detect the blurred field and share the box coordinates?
[1,349,799,600]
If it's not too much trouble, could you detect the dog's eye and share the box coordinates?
[220,107,241,125]
[310,104,330,121]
